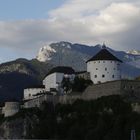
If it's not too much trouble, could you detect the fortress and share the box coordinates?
[2,45,140,117]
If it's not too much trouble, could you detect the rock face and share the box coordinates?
[0,114,39,139]
[0,118,25,139]
[36,41,102,71]
[37,45,56,62]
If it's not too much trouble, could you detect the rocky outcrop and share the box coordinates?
[0,113,39,139]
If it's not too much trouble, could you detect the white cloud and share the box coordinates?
[0,0,140,61]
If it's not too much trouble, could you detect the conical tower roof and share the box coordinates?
[86,45,123,63]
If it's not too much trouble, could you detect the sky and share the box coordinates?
[0,0,140,62]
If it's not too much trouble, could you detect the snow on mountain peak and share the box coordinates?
[126,50,140,55]
[36,45,56,62]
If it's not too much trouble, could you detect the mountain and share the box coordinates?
[0,59,53,101]
[0,58,53,80]
[127,50,140,55]
[36,41,140,78]
[1,41,140,101]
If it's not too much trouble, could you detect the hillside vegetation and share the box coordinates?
[13,95,140,140]
[0,58,53,101]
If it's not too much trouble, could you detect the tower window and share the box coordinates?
[105,68,107,71]
[112,75,114,78]
[102,74,105,78]
[94,75,97,78]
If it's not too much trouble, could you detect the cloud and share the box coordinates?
[49,0,140,50]
[0,0,140,61]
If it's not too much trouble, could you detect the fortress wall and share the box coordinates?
[57,93,82,104]
[24,94,58,108]
[120,80,140,99]
[23,80,140,109]
[82,80,122,100]
[2,102,19,117]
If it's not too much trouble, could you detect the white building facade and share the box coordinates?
[24,86,45,100]
[87,46,123,84]
[43,66,75,93]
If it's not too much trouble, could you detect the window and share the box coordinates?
[103,61,105,63]
[94,75,97,78]
[112,75,114,78]
[105,68,107,71]
[123,85,126,89]
[114,68,116,70]
[102,74,105,78]
[98,61,100,63]
[96,68,98,70]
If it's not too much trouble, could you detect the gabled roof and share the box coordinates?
[86,48,123,63]
[45,66,75,77]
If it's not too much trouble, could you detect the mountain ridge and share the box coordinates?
[0,41,140,101]
[36,41,140,78]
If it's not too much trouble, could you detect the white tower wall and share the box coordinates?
[87,60,121,84]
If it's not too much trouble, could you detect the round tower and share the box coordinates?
[86,45,123,84]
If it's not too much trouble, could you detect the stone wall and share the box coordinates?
[23,80,140,108]
[82,80,122,100]
[58,92,82,104]
[82,80,140,100]
[2,102,19,117]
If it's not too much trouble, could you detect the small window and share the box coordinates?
[29,94,31,97]
[103,61,105,63]
[111,61,112,63]
[123,85,126,89]
[105,68,107,71]
[98,61,100,63]
[112,75,114,78]
[114,68,116,70]
[102,74,105,78]
[96,68,98,70]
[94,75,97,78]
